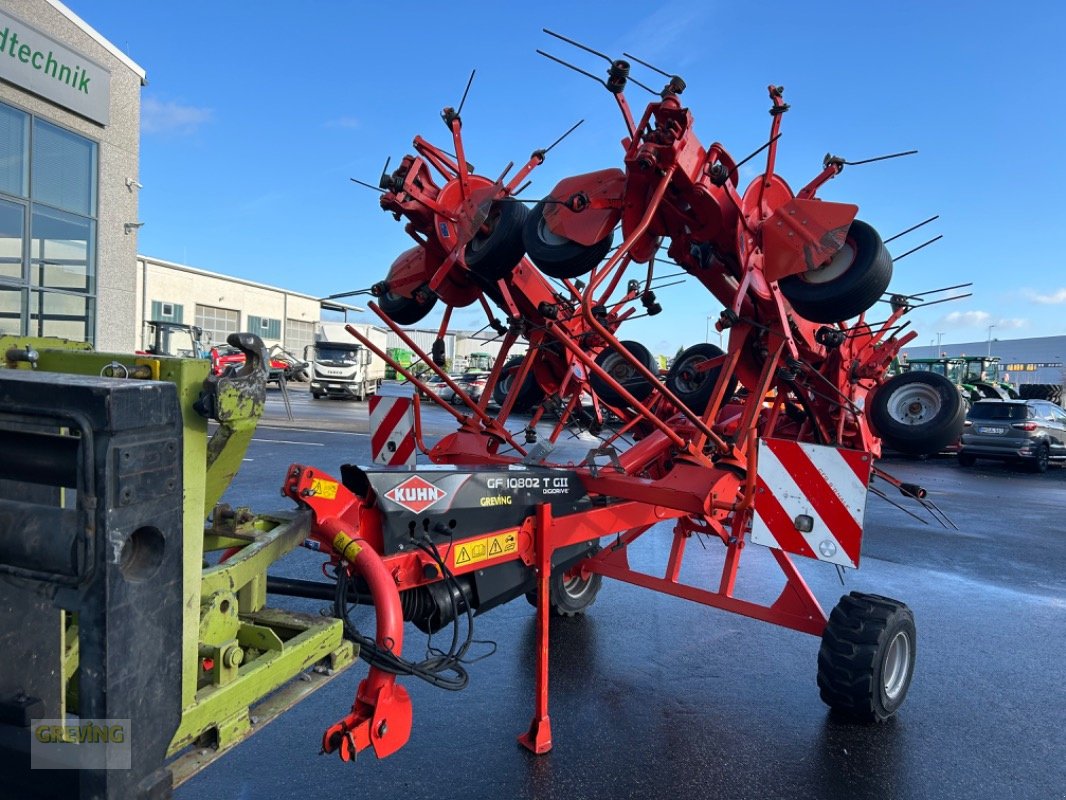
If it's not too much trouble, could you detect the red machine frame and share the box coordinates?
[281,38,933,763]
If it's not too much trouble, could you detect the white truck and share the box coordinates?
[306,322,387,401]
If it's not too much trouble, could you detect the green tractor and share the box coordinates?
[899,355,1016,402]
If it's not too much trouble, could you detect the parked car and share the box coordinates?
[454,370,491,403]
[958,399,1066,472]
[210,344,291,377]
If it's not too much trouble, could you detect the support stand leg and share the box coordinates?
[518,503,553,754]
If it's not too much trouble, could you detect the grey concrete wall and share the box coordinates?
[0,0,142,351]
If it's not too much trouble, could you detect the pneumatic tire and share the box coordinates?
[870,371,966,455]
[664,342,735,416]
[525,547,603,617]
[522,200,613,279]
[779,219,892,323]
[492,356,544,413]
[465,199,529,281]
[1019,383,1063,405]
[590,340,657,408]
[818,592,916,722]
[378,284,437,325]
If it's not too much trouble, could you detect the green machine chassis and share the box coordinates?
[0,335,355,790]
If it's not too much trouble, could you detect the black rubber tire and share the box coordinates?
[465,199,529,281]
[378,284,437,326]
[957,452,976,467]
[522,200,613,279]
[1027,442,1050,473]
[492,356,544,413]
[779,219,892,323]
[664,342,734,416]
[870,371,966,455]
[590,340,657,408]
[525,548,603,617]
[311,392,323,400]
[818,592,916,723]
[1019,383,1063,405]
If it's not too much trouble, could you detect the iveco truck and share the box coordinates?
[306,322,387,400]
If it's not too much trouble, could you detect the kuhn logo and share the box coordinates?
[384,476,447,514]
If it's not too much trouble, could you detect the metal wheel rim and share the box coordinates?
[673,355,709,394]
[537,214,570,247]
[1037,446,1048,468]
[882,630,911,701]
[561,573,593,600]
[886,384,942,425]
[801,240,856,285]
[601,352,639,384]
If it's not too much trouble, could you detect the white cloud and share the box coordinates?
[996,318,1028,330]
[1022,288,1066,305]
[141,97,212,135]
[325,116,361,130]
[942,310,991,327]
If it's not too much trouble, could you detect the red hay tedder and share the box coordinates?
[282,31,964,762]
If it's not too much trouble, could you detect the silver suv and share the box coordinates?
[958,399,1066,472]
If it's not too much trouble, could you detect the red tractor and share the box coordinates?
[278,34,961,763]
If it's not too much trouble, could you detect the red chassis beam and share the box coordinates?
[282,452,831,760]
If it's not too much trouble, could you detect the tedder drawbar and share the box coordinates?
[284,32,964,761]
[0,31,968,797]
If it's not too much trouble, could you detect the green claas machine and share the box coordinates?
[0,334,355,799]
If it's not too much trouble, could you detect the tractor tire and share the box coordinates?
[1019,383,1063,405]
[870,371,966,455]
[493,356,544,413]
[525,548,603,617]
[522,200,613,279]
[779,219,892,323]
[465,199,529,281]
[664,342,735,416]
[817,592,916,723]
[590,340,657,408]
[378,284,437,326]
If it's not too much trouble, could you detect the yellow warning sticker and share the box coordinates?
[311,478,338,499]
[453,530,519,568]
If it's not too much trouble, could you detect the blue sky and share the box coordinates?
[72,0,1065,356]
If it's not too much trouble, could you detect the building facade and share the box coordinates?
[136,255,325,356]
[901,334,1066,386]
[0,0,143,350]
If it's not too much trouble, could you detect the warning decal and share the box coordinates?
[311,478,338,500]
[453,530,519,568]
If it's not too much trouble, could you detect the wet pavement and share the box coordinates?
[178,386,1066,800]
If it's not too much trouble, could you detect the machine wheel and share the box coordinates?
[664,342,734,415]
[590,340,657,408]
[957,452,976,467]
[378,284,437,325]
[493,356,544,412]
[1019,383,1063,405]
[779,220,892,323]
[526,552,603,617]
[1027,443,1050,473]
[465,199,529,280]
[311,392,323,400]
[522,200,613,279]
[870,371,966,455]
[818,592,916,723]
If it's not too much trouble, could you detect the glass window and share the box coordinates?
[30,205,93,292]
[28,289,93,340]
[967,402,1026,421]
[0,285,20,334]
[0,197,24,282]
[0,104,28,197]
[31,118,96,216]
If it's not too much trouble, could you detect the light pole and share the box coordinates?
[936,331,944,353]
[987,324,996,357]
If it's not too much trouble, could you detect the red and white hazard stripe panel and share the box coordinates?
[369,393,415,467]
[750,438,872,569]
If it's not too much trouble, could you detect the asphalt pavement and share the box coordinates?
[178,384,1066,800]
